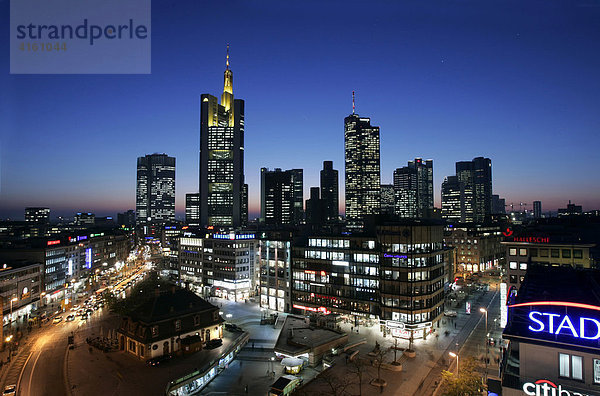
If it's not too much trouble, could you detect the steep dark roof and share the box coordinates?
[131,288,216,323]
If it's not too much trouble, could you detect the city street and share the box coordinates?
[0,259,147,396]
[18,318,79,396]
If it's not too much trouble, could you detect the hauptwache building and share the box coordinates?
[500,265,600,396]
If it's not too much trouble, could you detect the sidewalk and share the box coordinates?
[297,288,497,395]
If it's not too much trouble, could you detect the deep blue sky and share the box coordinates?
[1,0,600,220]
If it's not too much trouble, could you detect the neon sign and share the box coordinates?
[502,227,513,237]
[292,304,330,315]
[512,236,549,243]
[47,240,60,246]
[212,233,255,240]
[523,379,592,396]
[528,311,600,339]
[384,253,408,259]
[511,301,600,341]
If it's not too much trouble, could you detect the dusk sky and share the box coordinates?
[1,0,600,220]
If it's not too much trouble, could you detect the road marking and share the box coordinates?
[16,351,33,395]
[27,348,43,396]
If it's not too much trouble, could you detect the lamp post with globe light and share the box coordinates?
[480,307,488,382]
[449,351,459,374]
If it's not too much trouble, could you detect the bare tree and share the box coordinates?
[370,346,390,389]
[348,356,369,396]
[308,367,353,396]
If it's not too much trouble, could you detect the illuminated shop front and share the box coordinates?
[500,266,600,396]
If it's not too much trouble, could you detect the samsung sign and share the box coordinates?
[523,379,592,396]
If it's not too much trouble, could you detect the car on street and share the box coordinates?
[225,323,243,332]
[205,339,223,349]
[146,354,172,366]
[3,384,16,396]
[66,314,76,321]
[444,310,458,317]
[53,316,63,324]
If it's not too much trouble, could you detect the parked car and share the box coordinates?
[224,323,243,332]
[53,316,63,324]
[205,339,223,349]
[3,384,16,396]
[146,354,172,367]
[444,310,458,317]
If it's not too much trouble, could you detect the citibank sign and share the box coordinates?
[523,379,591,396]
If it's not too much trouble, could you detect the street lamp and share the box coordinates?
[270,356,275,375]
[449,351,459,374]
[480,307,488,382]
[9,297,18,333]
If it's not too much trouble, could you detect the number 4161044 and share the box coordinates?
[19,42,67,51]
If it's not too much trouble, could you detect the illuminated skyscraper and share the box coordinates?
[393,158,433,219]
[441,176,465,222]
[533,200,542,219]
[199,46,247,228]
[456,157,492,223]
[136,153,176,224]
[25,207,50,224]
[393,166,417,218]
[344,93,381,223]
[409,158,434,218]
[380,184,395,215]
[185,193,201,226]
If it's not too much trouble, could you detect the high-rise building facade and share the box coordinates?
[533,200,542,219]
[136,153,176,224]
[117,210,136,228]
[199,47,246,228]
[393,167,417,218]
[74,212,95,226]
[492,195,506,215]
[185,193,201,226]
[305,187,324,225]
[455,157,492,223]
[260,168,303,226]
[408,158,434,218]
[320,161,339,222]
[472,157,492,222]
[25,207,50,224]
[441,176,465,222]
[344,108,381,223]
[380,184,395,215]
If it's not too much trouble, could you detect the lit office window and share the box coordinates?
[559,353,570,377]
[560,353,583,380]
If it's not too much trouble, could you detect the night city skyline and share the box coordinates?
[2,0,600,220]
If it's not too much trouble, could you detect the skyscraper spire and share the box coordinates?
[352,91,355,114]
[222,44,233,114]
[226,43,230,70]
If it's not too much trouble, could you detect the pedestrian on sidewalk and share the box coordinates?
[454,322,456,329]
